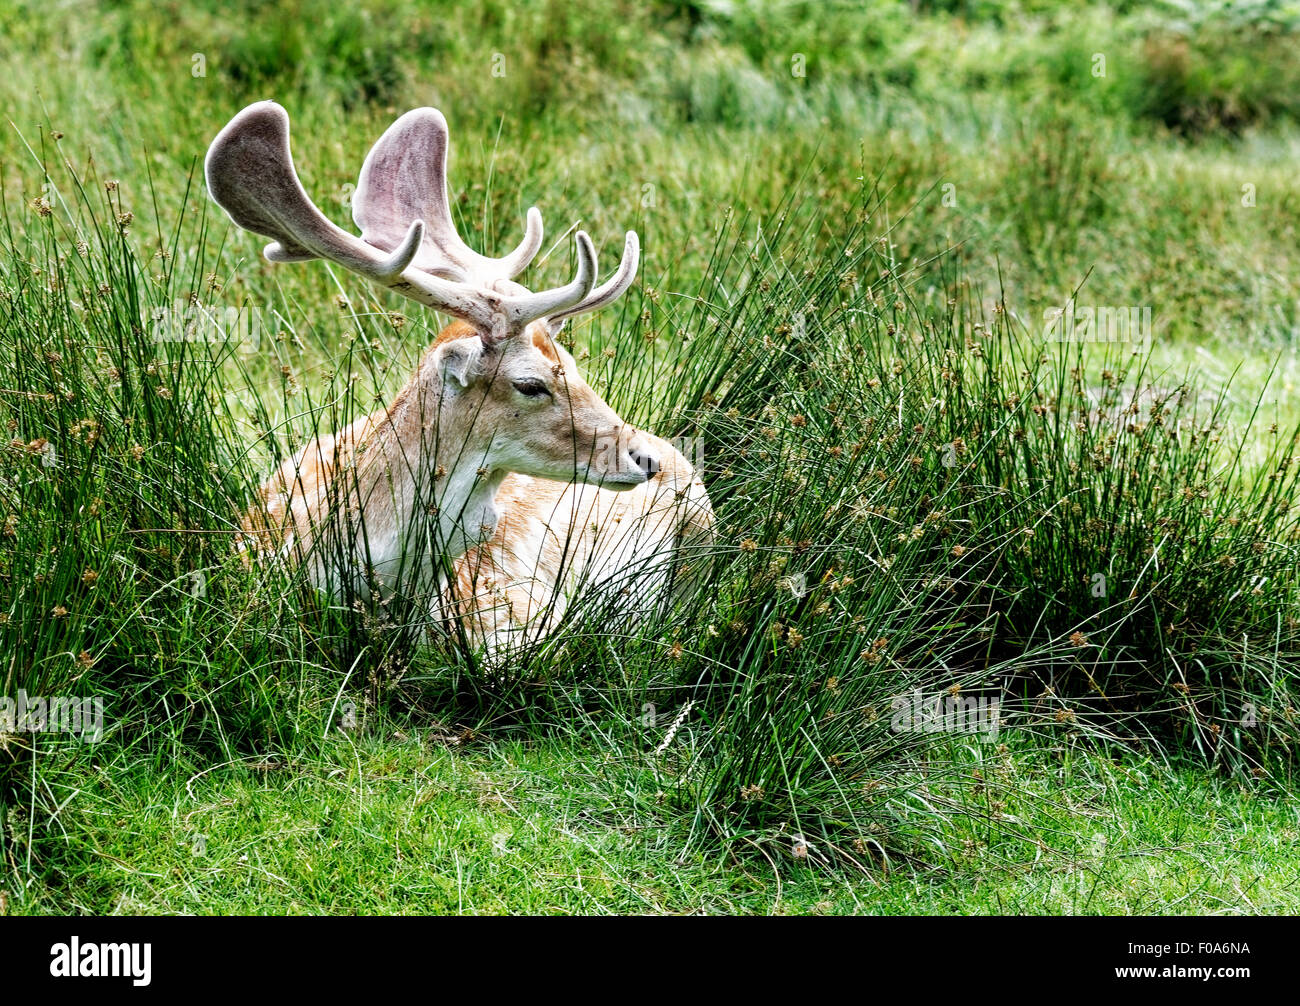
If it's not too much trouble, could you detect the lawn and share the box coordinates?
[2,0,1299,915]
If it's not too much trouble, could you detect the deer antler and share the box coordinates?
[205,102,635,342]
[547,230,639,331]
[353,107,543,287]
[351,107,640,332]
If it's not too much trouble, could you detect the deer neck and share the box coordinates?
[432,457,506,556]
[366,370,508,564]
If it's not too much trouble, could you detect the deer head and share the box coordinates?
[205,101,657,504]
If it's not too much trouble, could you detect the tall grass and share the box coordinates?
[3,0,1300,893]
[4,128,1299,882]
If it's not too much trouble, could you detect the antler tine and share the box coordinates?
[502,231,598,328]
[495,205,544,278]
[548,231,639,327]
[354,108,543,284]
[205,101,498,329]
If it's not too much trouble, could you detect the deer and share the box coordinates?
[205,102,713,653]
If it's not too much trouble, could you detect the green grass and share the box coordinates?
[10,727,1298,914]
[3,0,1300,914]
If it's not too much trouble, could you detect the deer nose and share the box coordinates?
[629,445,660,479]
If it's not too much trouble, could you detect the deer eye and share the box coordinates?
[512,379,550,398]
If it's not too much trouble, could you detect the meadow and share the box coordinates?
[2,0,1299,915]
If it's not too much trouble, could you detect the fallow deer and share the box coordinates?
[205,102,713,651]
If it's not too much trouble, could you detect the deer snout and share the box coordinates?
[619,429,663,484]
[582,423,659,488]
[629,443,661,478]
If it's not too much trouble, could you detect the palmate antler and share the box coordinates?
[204,101,639,341]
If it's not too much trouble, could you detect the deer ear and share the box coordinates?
[436,335,484,387]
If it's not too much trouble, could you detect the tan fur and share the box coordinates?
[240,319,715,649]
[445,431,715,651]
[238,406,385,558]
